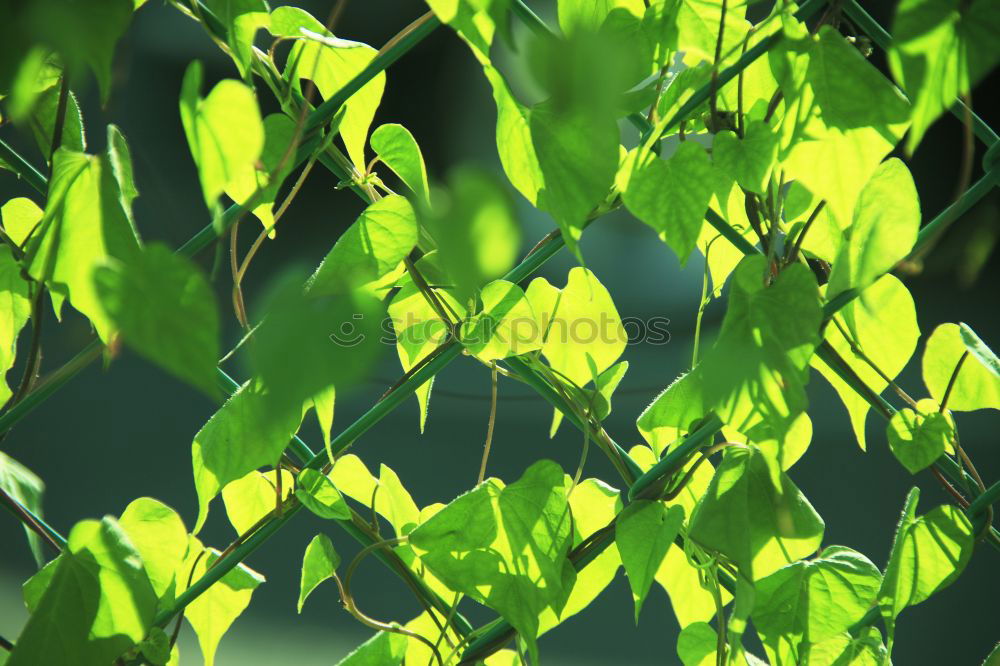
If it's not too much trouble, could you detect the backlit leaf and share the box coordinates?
[298,533,340,612]
[889,0,1000,153]
[179,62,264,209]
[370,123,430,206]
[886,407,954,474]
[923,322,1000,411]
[688,445,825,580]
[94,243,220,397]
[222,469,294,535]
[616,500,685,622]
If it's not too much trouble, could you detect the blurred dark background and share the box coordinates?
[1,1,998,664]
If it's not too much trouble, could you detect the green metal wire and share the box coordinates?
[0,138,47,195]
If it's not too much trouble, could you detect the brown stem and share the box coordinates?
[477,361,498,485]
[940,351,969,414]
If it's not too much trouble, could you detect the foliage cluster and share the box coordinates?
[1,0,999,664]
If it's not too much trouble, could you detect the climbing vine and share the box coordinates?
[1,0,999,664]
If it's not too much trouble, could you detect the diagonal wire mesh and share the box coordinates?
[1,0,999,661]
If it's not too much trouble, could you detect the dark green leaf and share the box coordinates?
[94,243,220,397]
[615,500,684,622]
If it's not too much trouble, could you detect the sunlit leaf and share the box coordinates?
[752,545,881,661]
[422,166,520,301]
[222,469,294,535]
[182,537,265,666]
[409,460,575,660]
[309,194,418,294]
[814,275,919,450]
[923,322,1000,411]
[23,129,142,342]
[886,407,954,474]
[0,452,46,567]
[7,518,157,666]
[94,243,220,397]
[616,500,684,622]
[295,468,351,520]
[827,159,920,299]
[0,245,31,408]
[878,488,973,645]
[179,62,264,209]
[677,622,717,666]
[334,631,407,666]
[525,267,628,388]
[620,141,715,263]
[770,25,910,227]
[203,0,270,78]
[712,120,777,195]
[119,498,189,602]
[700,255,822,439]
[461,279,541,361]
[192,379,303,532]
[224,113,297,233]
[298,533,340,612]
[688,445,825,580]
[285,30,385,172]
[370,123,430,206]
[889,0,1000,153]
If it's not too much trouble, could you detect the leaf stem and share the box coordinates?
[477,362,498,485]
[939,351,968,414]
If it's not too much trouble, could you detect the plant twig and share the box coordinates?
[477,361,498,485]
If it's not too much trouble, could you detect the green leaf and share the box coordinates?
[7,517,157,666]
[409,460,575,660]
[298,533,340,612]
[803,627,888,666]
[752,545,881,661]
[251,267,384,422]
[370,123,431,206]
[181,537,265,666]
[192,379,303,532]
[923,322,1000,411]
[539,477,622,634]
[295,468,351,520]
[827,159,920,298]
[1,197,43,247]
[558,0,645,34]
[700,255,822,438]
[386,252,468,430]
[118,498,189,602]
[770,26,910,226]
[525,267,628,388]
[424,0,506,64]
[221,469,294,535]
[0,0,134,103]
[959,322,1000,379]
[422,166,521,301]
[138,626,171,666]
[615,500,684,622]
[484,66,619,257]
[93,243,220,397]
[677,622,718,666]
[676,0,749,66]
[620,141,715,263]
[328,455,420,536]
[286,31,385,172]
[27,85,86,160]
[712,120,778,195]
[814,275,920,450]
[688,445,825,580]
[460,280,541,361]
[878,488,974,644]
[23,130,142,343]
[309,194,418,294]
[887,407,954,474]
[203,0,270,78]
[334,631,407,666]
[179,61,264,209]
[268,6,324,37]
[0,245,31,408]
[225,113,297,233]
[0,451,46,567]
[723,411,813,471]
[889,0,1000,153]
